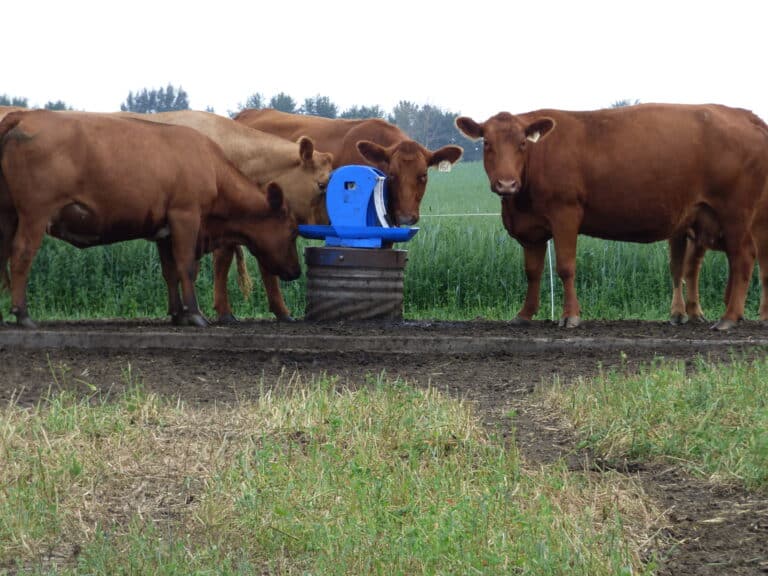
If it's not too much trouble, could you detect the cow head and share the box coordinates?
[456,113,555,197]
[272,136,334,225]
[356,140,463,225]
[245,182,301,281]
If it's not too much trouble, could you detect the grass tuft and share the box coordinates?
[547,354,768,490]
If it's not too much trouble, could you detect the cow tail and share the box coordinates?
[0,113,24,294]
[0,245,10,292]
[234,245,253,300]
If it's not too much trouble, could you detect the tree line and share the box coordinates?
[2,83,481,161]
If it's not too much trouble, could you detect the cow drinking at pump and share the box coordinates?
[234,108,464,226]
[118,109,333,322]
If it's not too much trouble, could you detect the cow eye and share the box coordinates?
[483,140,490,150]
[419,173,427,183]
[519,139,527,151]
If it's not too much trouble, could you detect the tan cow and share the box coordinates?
[117,110,333,322]
[456,104,768,330]
[234,108,464,225]
[0,110,300,328]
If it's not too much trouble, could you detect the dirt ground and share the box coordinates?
[1,318,767,575]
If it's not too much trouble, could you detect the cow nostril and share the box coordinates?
[495,179,519,194]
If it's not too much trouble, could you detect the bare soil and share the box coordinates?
[1,318,767,575]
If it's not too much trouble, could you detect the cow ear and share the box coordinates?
[429,145,464,168]
[525,117,556,143]
[357,140,390,169]
[266,182,285,212]
[455,116,483,140]
[297,136,315,163]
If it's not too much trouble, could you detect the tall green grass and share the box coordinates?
[2,161,756,322]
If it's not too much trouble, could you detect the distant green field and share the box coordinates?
[2,161,757,323]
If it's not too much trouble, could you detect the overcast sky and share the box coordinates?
[5,1,767,122]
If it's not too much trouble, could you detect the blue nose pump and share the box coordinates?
[297,165,419,248]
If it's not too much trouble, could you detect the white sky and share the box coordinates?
[5,1,768,122]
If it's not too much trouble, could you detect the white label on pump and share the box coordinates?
[373,175,390,228]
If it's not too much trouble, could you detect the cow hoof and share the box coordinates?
[710,319,737,331]
[172,313,209,327]
[186,313,209,328]
[509,316,532,326]
[217,313,239,325]
[669,313,688,326]
[558,316,581,328]
[16,316,37,329]
[276,314,296,323]
[689,314,708,324]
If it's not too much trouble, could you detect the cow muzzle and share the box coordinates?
[492,179,520,196]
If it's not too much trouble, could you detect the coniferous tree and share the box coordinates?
[340,105,385,119]
[44,100,72,110]
[269,92,297,113]
[301,94,337,118]
[120,84,189,113]
[0,95,28,107]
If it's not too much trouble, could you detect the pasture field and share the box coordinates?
[3,161,758,323]
[1,376,655,575]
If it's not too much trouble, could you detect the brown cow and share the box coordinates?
[669,194,768,325]
[118,110,333,322]
[0,109,300,328]
[234,108,464,225]
[456,104,768,330]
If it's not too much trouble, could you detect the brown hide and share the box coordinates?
[235,108,463,225]
[672,189,768,324]
[117,110,333,321]
[456,104,768,329]
[0,106,26,122]
[0,110,300,327]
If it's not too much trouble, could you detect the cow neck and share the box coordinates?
[210,161,272,222]
[232,134,301,185]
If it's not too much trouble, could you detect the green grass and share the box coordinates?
[1,161,757,322]
[548,354,768,490]
[1,376,656,575]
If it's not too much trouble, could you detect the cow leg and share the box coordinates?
[683,240,708,322]
[258,261,293,321]
[513,242,547,324]
[668,235,688,325]
[156,239,184,324]
[212,246,237,323]
[9,215,47,328]
[169,220,208,328]
[714,227,756,330]
[550,217,582,328]
[0,209,18,324]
